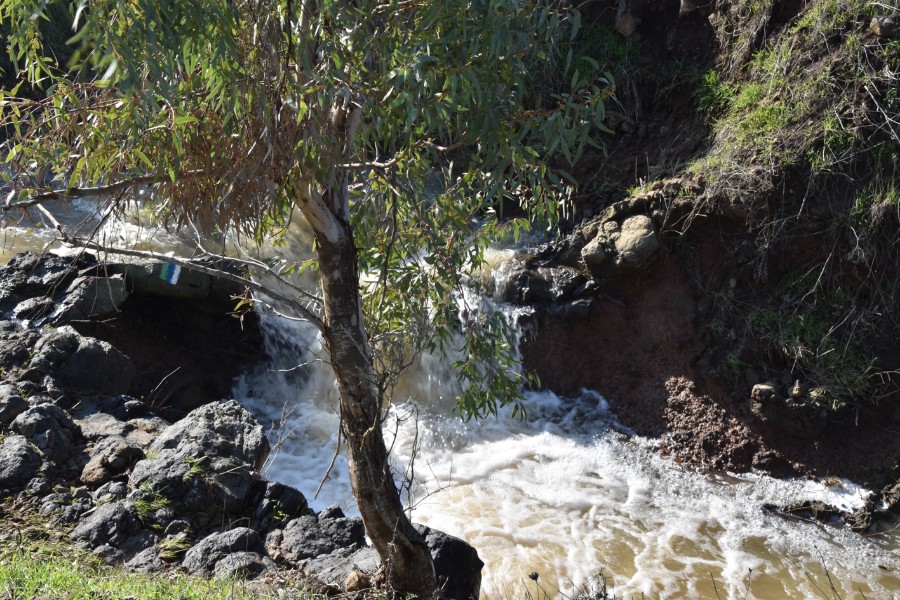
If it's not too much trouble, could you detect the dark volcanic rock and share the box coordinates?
[213,551,276,579]
[0,252,263,419]
[418,525,484,600]
[149,399,268,468]
[0,252,93,310]
[265,512,366,563]
[0,329,40,372]
[253,481,313,528]
[25,326,135,396]
[182,527,261,574]
[70,502,139,548]
[11,403,81,464]
[749,383,849,437]
[94,481,128,503]
[0,435,43,492]
[126,546,167,573]
[0,251,364,583]
[81,436,145,487]
[77,412,135,441]
[13,296,55,321]
[129,400,268,513]
[0,383,28,425]
[304,547,380,587]
[54,275,129,323]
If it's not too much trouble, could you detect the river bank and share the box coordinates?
[0,252,483,599]
[1,0,899,597]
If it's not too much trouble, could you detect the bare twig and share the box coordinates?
[314,412,343,500]
[56,234,326,332]
[2,172,201,212]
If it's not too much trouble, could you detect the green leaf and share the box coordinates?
[133,149,154,170]
[570,9,581,41]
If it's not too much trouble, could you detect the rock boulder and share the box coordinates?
[129,400,269,513]
[0,435,44,493]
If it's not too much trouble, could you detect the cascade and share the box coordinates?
[3,201,897,598]
[234,253,900,599]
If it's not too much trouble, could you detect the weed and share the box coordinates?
[524,570,618,600]
[133,482,171,520]
[183,455,209,483]
[694,69,733,116]
[157,533,193,562]
[0,537,313,599]
[746,272,876,406]
[571,26,641,69]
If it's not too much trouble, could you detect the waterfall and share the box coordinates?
[233,258,900,599]
[3,199,895,598]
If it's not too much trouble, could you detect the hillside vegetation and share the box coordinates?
[521,0,899,494]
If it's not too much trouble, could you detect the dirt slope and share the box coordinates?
[522,0,900,490]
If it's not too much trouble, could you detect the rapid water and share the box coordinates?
[3,200,898,598]
[235,304,900,599]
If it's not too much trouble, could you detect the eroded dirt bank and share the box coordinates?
[517,0,900,513]
[521,212,900,486]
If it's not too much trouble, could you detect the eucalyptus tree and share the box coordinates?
[1,0,611,594]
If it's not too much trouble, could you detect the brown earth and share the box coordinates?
[522,219,900,485]
[522,0,900,490]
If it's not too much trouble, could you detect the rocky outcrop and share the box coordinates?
[581,214,660,276]
[0,384,28,425]
[750,382,850,437]
[0,252,94,315]
[419,525,485,600]
[0,251,485,594]
[11,403,81,464]
[70,502,140,548]
[54,275,129,323]
[496,193,668,313]
[0,435,43,492]
[22,326,135,397]
[129,400,269,513]
[182,527,264,574]
[0,251,264,417]
[265,508,366,563]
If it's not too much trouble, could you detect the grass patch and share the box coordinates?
[687,0,898,227]
[571,26,641,68]
[133,483,171,521]
[694,69,733,116]
[746,271,876,407]
[157,533,193,562]
[183,455,210,483]
[0,540,299,600]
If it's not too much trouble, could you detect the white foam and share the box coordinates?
[237,326,900,599]
[230,246,900,599]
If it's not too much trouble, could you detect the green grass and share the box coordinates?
[183,455,210,483]
[133,483,171,521]
[694,69,733,116]
[572,26,641,68]
[157,533,193,562]
[852,181,900,222]
[0,543,275,599]
[746,273,876,407]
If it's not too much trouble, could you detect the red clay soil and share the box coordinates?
[521,232,900,487]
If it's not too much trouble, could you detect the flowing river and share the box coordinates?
[234,295,900,599]
[2,203,899,598]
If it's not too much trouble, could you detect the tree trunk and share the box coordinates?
[316,219,437,597]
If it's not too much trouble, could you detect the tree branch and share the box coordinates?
[3,176,159,210]
[292,178,345,245]
[57,234,326,333]
[2,171,203,212]
[182,223,323,308]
